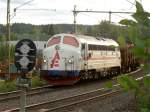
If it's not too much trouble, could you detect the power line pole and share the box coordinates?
[73,5,77,34]
[109,11,111,23]
[7,0,11,79]
[72,9,134,25]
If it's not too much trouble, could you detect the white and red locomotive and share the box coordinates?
[40,33,121,85]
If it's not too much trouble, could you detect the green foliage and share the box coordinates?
[143,76,150,89]
[0,80,17,93]
[142,65,150,73]
[11,23,33,34]
[108,75,150,111]
[98,21,121,40]
[0,35,7,62]
[48,24,55,36]
[0,35,15,64]
[138,77,150,111]
[0,22,130,41]
[0,76,46,93]
[119,1,150,63]
[132,47,145,58]
[105,82,113,89]
[117,1,150,111]
[10,33,18,40]
[117,36,126,46]
[31,76,46,87]
[10,45,15,62]
[119,19,136,26]
[117,75,139,93]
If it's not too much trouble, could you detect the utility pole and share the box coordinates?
[109,11,111,23]
[7,0,11,79]
[73,5,77,34]
[72,9,134,25]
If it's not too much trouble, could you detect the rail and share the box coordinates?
[0,85,51,102]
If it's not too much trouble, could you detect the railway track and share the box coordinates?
[39,90,122,112]
[3,68,148,112]
[0,85,51,102]
[0,68,142,102]
[8,89,121,112]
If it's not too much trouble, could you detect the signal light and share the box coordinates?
[14,39,36,73]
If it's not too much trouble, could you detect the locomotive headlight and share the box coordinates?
[68,59,73,64]
[43,59,47,63]
[43,56,47,63]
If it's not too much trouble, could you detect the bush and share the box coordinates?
[31,76,46,87]
[0,80,17,93]
[106,1,150,111]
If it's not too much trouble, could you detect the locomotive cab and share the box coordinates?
[41,34,81,85]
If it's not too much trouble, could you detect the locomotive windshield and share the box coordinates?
[47,36,61,47]
[63,36,79,47]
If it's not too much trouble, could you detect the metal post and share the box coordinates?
[73,5,77,34]
[72,10,133,25]
[109,11,111,23]
[6,0,11,80]
[20,86,27,112]
[18,73,30,112]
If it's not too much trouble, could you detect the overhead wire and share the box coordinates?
[125,0,136,6]
[12,8,72,24]
[16,8,56,11]
[121,0,136,11]
[14,8,72,16]
[11,0,138,24]
[14,0,34,11]
[79,12,101,23]
[128,0,136,10]
[112,13,130,19]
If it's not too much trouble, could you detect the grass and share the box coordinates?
[0,75,47,93]
[0,80,17,93]
[31,76,47,88]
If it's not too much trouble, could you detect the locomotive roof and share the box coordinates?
[50,33,119,47]
[76,34,119,46]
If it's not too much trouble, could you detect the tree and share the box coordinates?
[48,24,54,36]
[0,35,7,62]
[119,1,150,68]
[110,1,150,111]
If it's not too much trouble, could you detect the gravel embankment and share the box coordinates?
[68,92,136,112]
[0,80,110,111]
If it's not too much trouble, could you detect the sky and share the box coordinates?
[0,0,150,25]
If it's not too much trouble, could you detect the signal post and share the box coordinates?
[14,39,36,112]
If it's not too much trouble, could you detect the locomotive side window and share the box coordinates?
[88,44,96,50]
[63,36,79,47]
[47,36,61,47]
[88,44,116,51]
